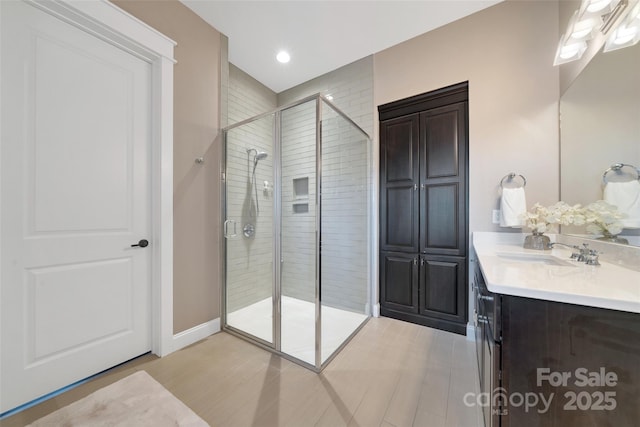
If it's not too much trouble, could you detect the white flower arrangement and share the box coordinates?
[521,200,626,237]
[521,201,580,234]
[580,200,626,237]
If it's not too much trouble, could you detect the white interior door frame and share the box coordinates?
[7,0,177,357]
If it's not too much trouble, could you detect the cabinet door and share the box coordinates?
[419,103,467,256]
[380,252,418,314]
[380,115,419,252]
[419,255,466,323]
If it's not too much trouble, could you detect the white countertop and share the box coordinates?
[473,232,640,314]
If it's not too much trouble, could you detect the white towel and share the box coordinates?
[500,187,527,228]
[604,180,640,229]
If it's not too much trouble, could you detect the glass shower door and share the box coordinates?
[279,99,318,366]
[224,114,275,346]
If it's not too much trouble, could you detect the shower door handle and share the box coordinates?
[224,220,237,238]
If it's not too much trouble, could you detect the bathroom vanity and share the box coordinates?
[473,232,640,427]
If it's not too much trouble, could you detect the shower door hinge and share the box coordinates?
[221,172,226,182]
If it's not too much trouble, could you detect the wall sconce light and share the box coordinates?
[554,0,632,65]
[554,36,588,65]
[582,0,621,15]
[604,1,640,51]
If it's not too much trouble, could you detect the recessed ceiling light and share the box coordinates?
[276,51,290,63]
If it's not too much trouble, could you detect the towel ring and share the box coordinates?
[500,172,527,188]
[602,163,640,184]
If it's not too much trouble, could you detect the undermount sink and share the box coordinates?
[495,252,577,267]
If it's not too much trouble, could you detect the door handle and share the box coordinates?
[224,220,237,238]
[131,239,149,248]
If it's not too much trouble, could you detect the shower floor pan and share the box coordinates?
[227,296,368,366]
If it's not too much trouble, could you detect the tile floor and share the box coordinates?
[2,317,483,427]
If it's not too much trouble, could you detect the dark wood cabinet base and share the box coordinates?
[501,296,640,427]
[380,306,467,335]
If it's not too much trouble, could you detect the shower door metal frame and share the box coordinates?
[221,94,372,373]
[221,110,277,351]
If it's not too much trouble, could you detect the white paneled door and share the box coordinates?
[1,1,152,412]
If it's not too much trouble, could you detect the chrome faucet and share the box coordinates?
[547,242,601,266]
[576,244,592,263]
[585,249,602,266]
[547,242,581,259]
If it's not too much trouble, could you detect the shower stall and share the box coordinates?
[222,94,371,370]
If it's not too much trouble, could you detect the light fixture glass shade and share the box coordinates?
[604,1,640,52]
[554,37,588,65]
[570,14,603,40]
[566,8,603,41]
[581,0,620,15]
[604,21,640,50]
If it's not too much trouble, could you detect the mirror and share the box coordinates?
[560,41,640,246]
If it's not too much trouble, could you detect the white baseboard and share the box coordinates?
[372,303,380,317]
[466,322,475,341]
[171,318,220,352]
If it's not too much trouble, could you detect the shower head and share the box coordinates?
[254,151,268,161]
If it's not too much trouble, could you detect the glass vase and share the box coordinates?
[523,231,551,250]
[596,231,628,245]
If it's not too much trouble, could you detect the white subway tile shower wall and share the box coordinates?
[320,103,370,314]
[226,59,373,316]
[226,65,277,315]
[281,101,317,303]
[277,56,374,137]
[228,64,277,124]
[225,114,274,314]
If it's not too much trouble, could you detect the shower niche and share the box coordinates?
[222,94,371,370]
[292,177,309,213]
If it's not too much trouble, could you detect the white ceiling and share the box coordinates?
[180,1,502,93]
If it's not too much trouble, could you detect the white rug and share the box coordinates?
[28,371,209,427]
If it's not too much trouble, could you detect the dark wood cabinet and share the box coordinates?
[474,264,640,427]
[379,82,468,335]
[500,297,640,427]
[419,256,466,324]
[380,252,418,314]
[380,115,419,253]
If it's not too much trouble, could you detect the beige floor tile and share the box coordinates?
[347,371,399,427]
[415,370,450,418]
[413,409,446,427]
[383,372,423,427]
[2,318,482,427]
